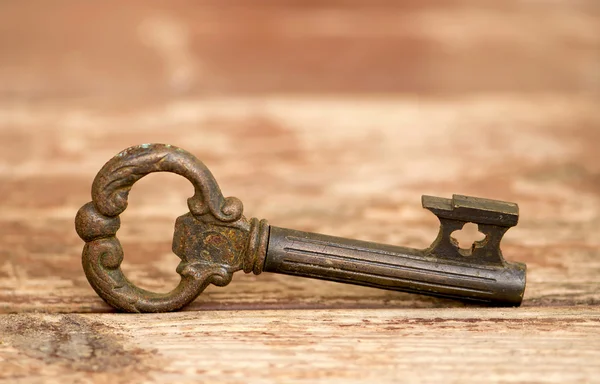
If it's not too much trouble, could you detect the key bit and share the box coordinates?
[75,144,526,312]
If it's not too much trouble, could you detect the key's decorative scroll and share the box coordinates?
[76,144,526,312]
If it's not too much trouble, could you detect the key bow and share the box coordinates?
[75,144,268,312]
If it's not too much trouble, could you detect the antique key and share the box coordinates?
[75,144,526,312]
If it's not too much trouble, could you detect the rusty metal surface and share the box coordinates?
[75,144,269,312]
[76,144,526,312]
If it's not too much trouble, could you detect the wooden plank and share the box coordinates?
[1,309,599,383]
[1,96,599,314]
[0,0,598,97]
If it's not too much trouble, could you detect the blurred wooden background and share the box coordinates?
[0,1,599,383]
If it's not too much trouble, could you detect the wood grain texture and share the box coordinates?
[2,309,600,384]
[0,0,599,382]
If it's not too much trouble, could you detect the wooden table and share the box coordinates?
[1,1,599,382]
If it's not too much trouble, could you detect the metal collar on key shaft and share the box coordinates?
[75,144,526,313]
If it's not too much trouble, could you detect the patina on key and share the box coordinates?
[75,144,526,312]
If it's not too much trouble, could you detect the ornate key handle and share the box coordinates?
[77,143,526,312]
[75,144,268,312]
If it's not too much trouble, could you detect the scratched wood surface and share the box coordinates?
[0,1,599,383]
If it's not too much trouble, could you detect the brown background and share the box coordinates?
[1,1,599,383]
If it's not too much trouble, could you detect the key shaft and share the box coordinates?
[266,226,525,306]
